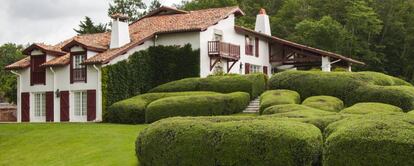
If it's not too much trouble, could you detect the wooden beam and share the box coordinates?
[227,60,237,73]
[210,58,220,71]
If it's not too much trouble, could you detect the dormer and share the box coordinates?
[22,43,66,86]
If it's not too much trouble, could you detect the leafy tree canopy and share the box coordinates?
[0,43,24,103]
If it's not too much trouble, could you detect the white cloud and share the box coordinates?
[0,0,182,45]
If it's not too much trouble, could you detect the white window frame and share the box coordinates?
[34,93,46,117]
[74,91,87,117]
[73,54,86,69]
[249,64,261,73]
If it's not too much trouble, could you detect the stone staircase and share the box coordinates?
[243,98,260,113]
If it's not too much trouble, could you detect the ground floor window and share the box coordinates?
[74,91,87,116]
[249,64,261,73]
[34,93,45,117]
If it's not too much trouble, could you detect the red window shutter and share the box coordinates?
[60,91,70,122]
[263,66,268,75]
[255,37,259,57]
[268,43,272,62]
[245,63,250,74]
[30,55,46,85]
[46,91,54,122]
[21,93,30,122]
[87,90,96,121]
[70,54,73,84]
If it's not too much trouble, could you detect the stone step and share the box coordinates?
[243,98,261,113]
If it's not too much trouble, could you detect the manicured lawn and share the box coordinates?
[0,123,147,166]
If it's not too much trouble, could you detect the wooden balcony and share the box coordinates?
[208,41,240,60]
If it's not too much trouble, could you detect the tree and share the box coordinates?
[148,0,162,12]
[74,16,107,35]
[108,0,147,22]
[0,43,24,103]
[289,16,351,54]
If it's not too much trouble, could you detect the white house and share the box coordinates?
[5,6,364,123]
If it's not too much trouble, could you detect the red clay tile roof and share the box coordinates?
[41,53,70,67]
[22,43,66,56]
[84,6,244,64]
[4,57,30,70]
[234,26,365,65]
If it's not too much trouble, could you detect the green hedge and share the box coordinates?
[145,92,250,123]
[105,91,218,124]
[136,118,323,166]
[149,73,267,99]
[302,96,344,112]
[259,90,300,114]
[324,114,414,166]
[102,44,199,117]
[409,110,414,115]
[269,71,414,111]
[340,102,403,115]
[262,104,346,131]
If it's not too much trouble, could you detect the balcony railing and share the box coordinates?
[208,41,240,60]
[73,68,86,82]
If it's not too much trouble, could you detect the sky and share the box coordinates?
[0,0,182,46]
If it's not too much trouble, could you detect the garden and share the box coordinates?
[1,71,414,165]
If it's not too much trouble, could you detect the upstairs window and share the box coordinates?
[30,54,46,85]
[70,52,87,83]
[245,35,254,55]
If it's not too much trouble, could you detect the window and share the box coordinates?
[245,35,254,55]
[31,55,46,85]
[71,53,86,82]
[249,64,261,73]
[34,93,46,117]
[74,91,87,116]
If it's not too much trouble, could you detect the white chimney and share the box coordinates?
[255,8,271,36]
[110,14,131,48]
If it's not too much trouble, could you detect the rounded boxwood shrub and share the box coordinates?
[149,73,266,99]
[323,114,414,166]
[302,96,344,112]
[340,102,403,115]
[105,91,219,124]
[136,118,323,166]
[145,92,250,123]
[409,110,414,115]
[268,71,414,111]
[262,104,342,131]
[259,90,301,114]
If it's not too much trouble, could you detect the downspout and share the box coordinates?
[10,70,22,122]
[93,65,100,122]
[49,67,56,122]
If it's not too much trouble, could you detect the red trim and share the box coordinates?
[245,63,250,74]
[60,91,69,122]
[87,90,96,121]
[263,66,268,75]
[21,93,30,122]
[46,91,54,122]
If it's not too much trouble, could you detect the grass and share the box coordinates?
[0,123,147,166]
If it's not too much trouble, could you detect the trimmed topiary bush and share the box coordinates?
[324,114,414,166]
[149,73,267,99]
[105,91,219,124]
[136,118,323,166]
[145,92,250,123]
[269,70,414,111]
[259,90,301,114]
[340,102,403,115]
[409,110,414,115]
[302,96,344,112]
